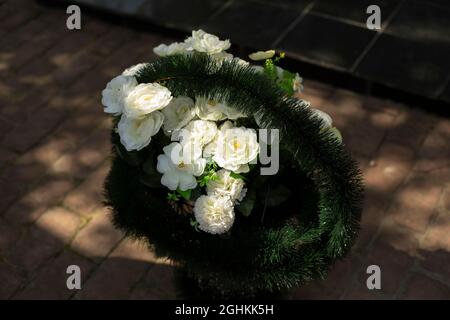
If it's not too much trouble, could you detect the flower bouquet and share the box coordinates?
[102,30,363,298]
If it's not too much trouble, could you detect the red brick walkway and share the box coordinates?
[0,0,449,300]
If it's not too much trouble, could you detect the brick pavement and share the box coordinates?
[0,0,449,300]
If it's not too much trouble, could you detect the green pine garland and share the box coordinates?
[104,53,364,298]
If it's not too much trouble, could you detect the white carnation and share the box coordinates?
[101,75,137,115]
[194,194,235,234]
[161,96,196,135]
[153,42,187,56]
[212,126,259,173]
[156,142,206,191]
[185,29,230,54]
[117,112,164,151]
[207,169,246,203]
[124,83,172,119]
[122,63,148,76]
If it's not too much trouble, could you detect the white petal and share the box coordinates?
[161,171,179,191]
[178,173,197,191]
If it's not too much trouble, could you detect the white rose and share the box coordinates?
[252,65,264,73]
[311,108,333,129]
[122,63,148,76]
[101,75,137,115]
[195,97,245,121]
[195,97,226,121]
[194,194,235,234]
[203,121,234,159]
[248,50,275,61]
[207,169,246,203]
[117,112,164,151]
[124,83,172,119]
[213,126,259,173]
[161,96,196,135]
[211,51,234,63]
[172,120,218,161]
[156,142,206,191]
[153,42,187,56]
[185,29,230,54]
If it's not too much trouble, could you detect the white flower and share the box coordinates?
[311,108,333,129]
[153,42,187,56]
[194,194,235,234]
[172,120,218,161]
[203,121,233,159]
[157,142,206,191]
[233,57,250,67]
[195,97,226,121]
[185,29,230,54]
[161,96,196,135]
[248,50,275,61]
[117,112,164,151]
[211,51,234,63]
[212,126,259,173]
[252,65,264,73]
[207,169,246,203]
[101,75,137,115]
[124,83,172,119]
[195,97,245,121]
[293,73,304,93]
[122,63,148,76]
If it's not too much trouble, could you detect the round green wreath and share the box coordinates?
[104,53,364,298]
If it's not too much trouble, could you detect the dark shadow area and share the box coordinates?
[0,0,449,300]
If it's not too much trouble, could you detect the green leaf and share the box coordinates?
[167,192,179,201]
[266,184,292,207]
[190,218,200,232]
[177,188,192,201]
[263,59,277,80]
[230,172,247,181]
[237,187,256,217]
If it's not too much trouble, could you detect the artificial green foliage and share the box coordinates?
[104,53,363,298]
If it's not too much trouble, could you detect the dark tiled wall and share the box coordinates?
[50,0,450,105]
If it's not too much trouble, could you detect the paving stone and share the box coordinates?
[35,207,81,244]
[51,126,111,180]
[63,162,111,215]
[364,142,416,195]
[414,118,450,172]
[385,108,436,151]
[387,171,443,233]
[400,274,450,300]
[363,96,405,116]
[6,225,65,273]
[0,218,24,253]
[289,256,361,299]
[14,250,95,299]
[4,177,75,224]
[2,102,67,153]
[357,242,413,296]
[297,79,335,108]
[74,238,158,299]
[0,262,24,299]
[419,213,450,279]
[129,264,178,300]
[70,208,123,260]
